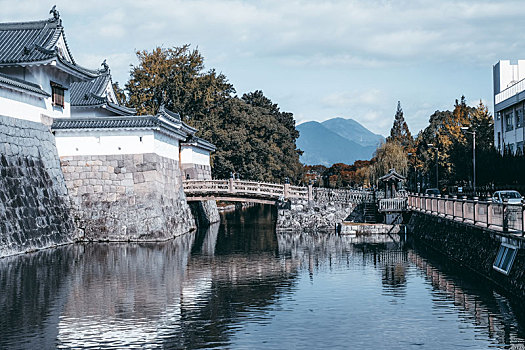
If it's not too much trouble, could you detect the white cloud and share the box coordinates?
[0,0,511,135]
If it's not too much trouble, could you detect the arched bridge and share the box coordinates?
[182,179,374,205]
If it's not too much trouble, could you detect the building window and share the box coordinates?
[51,82,65,108]
[493,243,518,275]
[517,107,524,128]
[505,111,514,131]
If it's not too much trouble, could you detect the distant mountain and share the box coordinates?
[296,121,378,166]
[321,117,384,148]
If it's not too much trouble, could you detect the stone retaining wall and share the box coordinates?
[61,153,196,241]
[407,212,525,299]
[0,115,75,257]
[276,198,354,232]
[181,163,211,181]
[183,163,219,225]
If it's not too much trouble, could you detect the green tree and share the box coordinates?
[387,101,413,148]
[124,46,303,183]
[369,142,408,186]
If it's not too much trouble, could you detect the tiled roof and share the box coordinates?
[70,71,136,115]
[52,116,158,130]
[70,74,110,105]
[0,12,98,79]
[183,135,216,151]
[0,72,50,97]
[0,16,69,64]
[52,113,188,140]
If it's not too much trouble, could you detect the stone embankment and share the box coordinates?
[61,153,196,241]
[276,188,375,232]
[407,211,525,299]
[276,198,355,232]
[0,115,75,256]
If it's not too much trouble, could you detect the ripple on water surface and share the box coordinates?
[1,205,525,349]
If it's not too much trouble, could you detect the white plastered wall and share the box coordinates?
[54,129,182,161]
[0,87,48,123]
[180,145,211,166]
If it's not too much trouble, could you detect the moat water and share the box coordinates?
[1,205,525,349]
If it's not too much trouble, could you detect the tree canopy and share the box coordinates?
[123,45,302,183]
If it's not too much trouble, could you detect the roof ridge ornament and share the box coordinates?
[100,59,109,73]
[49,5,60,22]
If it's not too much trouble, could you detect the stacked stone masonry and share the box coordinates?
[183,163,220,225]
[181,163,212,181]
[0,115,75,257]
[276,198,355,232]
[61,153,196,241]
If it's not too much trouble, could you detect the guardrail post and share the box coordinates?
[462,196,467,222]
[522,204,525,236]
[473,197,478,225]
[487,201,492,228]
[452,195,457,220]
[503,199,508,232]
[284,183,290,199]
[308,184,313,203]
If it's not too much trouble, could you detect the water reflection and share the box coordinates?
[408,248,525,349]
[1,205,525,349]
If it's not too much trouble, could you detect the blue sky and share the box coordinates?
[2,0,524,136]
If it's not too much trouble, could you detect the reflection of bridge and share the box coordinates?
[183,179,374,205]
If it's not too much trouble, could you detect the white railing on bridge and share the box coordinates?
[379,198,408,212]
[408,193,525,234]
[183,179,374,204]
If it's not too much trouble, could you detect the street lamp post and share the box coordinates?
[461,127,476,196]
[407,152,417,192]
[427,144,438,189]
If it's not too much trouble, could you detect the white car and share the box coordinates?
[492,190,523,204]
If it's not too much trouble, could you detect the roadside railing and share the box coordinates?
[408,193,525,234]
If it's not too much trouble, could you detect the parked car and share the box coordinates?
[492,190,523,204]
[424,188,440,196]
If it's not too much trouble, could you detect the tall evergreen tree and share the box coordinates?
[387,101,413,148]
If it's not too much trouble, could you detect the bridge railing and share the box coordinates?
[183,179,375,203]
[408,193,525,234]
[378,198,407,212]
[313,188,373,204]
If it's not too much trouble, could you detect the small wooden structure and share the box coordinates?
[378,169,408,224]
[379,168,406,199]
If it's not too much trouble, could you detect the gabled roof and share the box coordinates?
[70,68,136,116]
[379,168,405,182]
[0,72,50,97]
[182,135,216,152]
[0,12,71,64]
[70,73,111,105]
[0,8,97,79]
[157,104,197,135]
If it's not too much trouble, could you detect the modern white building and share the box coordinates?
[493,60,525,154]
